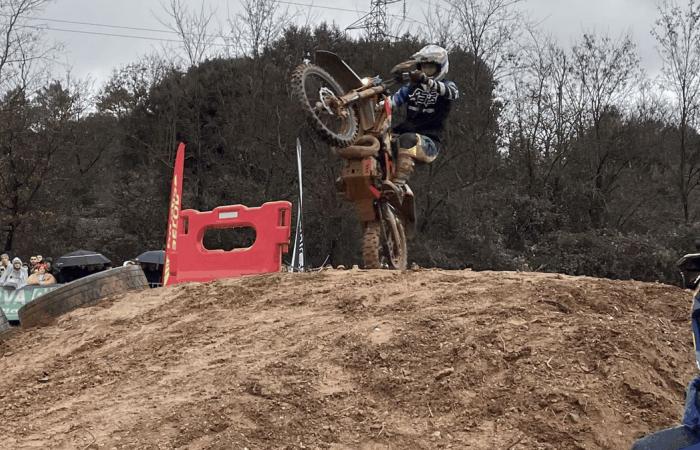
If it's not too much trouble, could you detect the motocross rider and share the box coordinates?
[384,44,460,205]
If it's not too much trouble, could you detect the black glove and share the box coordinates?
[409,70,428,84]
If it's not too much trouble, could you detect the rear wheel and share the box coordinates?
[291,63,359,148]
[362,205,407,270]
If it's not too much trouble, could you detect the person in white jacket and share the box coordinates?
[1,257,28,289]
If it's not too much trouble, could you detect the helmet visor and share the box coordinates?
[419,62,440,77]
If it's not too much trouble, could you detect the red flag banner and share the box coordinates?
[163,142,186,286]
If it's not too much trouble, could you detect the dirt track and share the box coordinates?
[0,269,695,449]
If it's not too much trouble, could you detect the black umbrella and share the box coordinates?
[135,250,165,266]
[55,250,111,268]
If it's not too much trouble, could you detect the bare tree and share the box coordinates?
[504,29,555,188]
[384,13,414,41]
[227,0,294,59]
[504,27,642,221]
[652,0,700,223]
[0,0,60,251]
[568,32,641,226]
[440,0,524,197]
[447,0,524,80]
[503,28,583,192]
[0,0,54,91]
[541,41,582,189]
[572,33,640,129]
[159,0,218,67]
[634,77,672,123]
[0,80,87,251]
[422,1,458,50]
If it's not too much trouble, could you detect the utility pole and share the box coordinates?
[346,0,405,41]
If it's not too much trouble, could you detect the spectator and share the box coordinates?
[27,264,56,286]
[45,258,54,274]
[140,262,163,288]
[29,256,38,272]
[1,258,28,290]
[0,253,9,276]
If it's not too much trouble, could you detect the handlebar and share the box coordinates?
[338,78,400,106]
[340,85,385,104]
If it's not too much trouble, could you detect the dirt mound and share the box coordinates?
[0,269,694,449]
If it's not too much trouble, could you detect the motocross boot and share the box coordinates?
[382,152,417,238]
[382,151,414,207]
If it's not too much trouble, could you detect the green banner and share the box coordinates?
[0,285,61,321]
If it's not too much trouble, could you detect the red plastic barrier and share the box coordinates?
[164,201,292,286]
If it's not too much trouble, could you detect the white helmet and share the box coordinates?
[412,45,449,81]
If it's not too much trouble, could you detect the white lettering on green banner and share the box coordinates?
[0,286,61,321]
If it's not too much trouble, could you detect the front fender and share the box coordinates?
[315,51,363,93]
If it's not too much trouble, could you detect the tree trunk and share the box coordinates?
[680,112,689,224]
[3,225,14,253]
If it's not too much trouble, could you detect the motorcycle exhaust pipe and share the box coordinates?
[335,135,380,159]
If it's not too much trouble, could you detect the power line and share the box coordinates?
[389,14,426,26]
[276,0,371,14]
[271,0,427,25]
[6,1,387,33]
[5,0,426,46]
[17,23,225,46]
[1,14,180,36]
[7,1,370,39]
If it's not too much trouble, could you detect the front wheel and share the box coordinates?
[362,205,408,270]
[291,63,359,148]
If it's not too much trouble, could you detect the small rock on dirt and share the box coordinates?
[435,367,455,381]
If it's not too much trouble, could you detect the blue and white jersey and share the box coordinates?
[391,79,459,143]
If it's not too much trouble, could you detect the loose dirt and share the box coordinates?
[0,269,695,449]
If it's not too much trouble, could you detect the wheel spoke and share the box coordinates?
[303,72,351,138]
[292,63,358,147]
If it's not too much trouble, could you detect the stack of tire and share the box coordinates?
[18,265,149,329]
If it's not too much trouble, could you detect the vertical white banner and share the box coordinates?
[291,138,305,271]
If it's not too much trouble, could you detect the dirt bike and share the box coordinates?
[291,51,419,270]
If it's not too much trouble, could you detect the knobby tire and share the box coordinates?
[291,63,359,148]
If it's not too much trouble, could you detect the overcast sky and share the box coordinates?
[37,0,664,86]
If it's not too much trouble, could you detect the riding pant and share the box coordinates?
[397,132,439,163]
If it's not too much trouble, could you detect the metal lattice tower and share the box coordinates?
[346,0,405,41]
